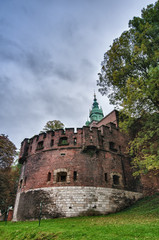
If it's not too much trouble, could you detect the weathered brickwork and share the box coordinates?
[13,114,143,221]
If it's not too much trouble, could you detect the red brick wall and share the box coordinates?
[18,126,137,193]
[96,110,119,128]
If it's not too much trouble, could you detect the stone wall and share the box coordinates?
[14,186,143,221]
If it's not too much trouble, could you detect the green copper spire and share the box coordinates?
[85,93,104,126]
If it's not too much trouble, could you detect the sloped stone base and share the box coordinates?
[13,186,143,221]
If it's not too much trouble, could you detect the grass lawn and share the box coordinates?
[0,194,159,240]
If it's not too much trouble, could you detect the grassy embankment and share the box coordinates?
[0,194,159,240]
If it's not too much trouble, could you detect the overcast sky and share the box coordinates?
[0,0,156,149]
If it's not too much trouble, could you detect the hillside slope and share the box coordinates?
[0,194,159,240]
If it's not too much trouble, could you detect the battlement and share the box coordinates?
[19,128,83,163]
[19,123,127,164]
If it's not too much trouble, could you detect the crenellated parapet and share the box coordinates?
[19,123,128,165]
[19,128,83,163]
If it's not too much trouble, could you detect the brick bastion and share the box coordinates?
[13,125,143,221]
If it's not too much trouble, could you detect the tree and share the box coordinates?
[0,134,17,169]
[97,1,159,175]
[0,135,19,213]
[42,120,64,132]
[0,165,20,213]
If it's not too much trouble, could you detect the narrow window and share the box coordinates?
[24,176,27,185]
[36,141,44,150]
[20,179,23,188]
[90,136,93,143]
[113,175,120,185]
[73,171,77,181]
[47,172,51,181]
[104,173,108,182]
[25,146,29,156]
[57,172,67,182]
[43,133,46,138]
[74,138,77,145]
[50,139,54,147]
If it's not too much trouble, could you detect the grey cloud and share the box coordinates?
[24,50,54,79]
[53,64,77,82]
[0,35,24,62]
[0,76,11,96]
[0,35,55,79]
[0,34,77,83]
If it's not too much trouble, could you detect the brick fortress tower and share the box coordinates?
[13,95,143,221]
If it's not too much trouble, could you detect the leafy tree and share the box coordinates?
[42,120,64,132]
[0,134,17,169]
[0,135,19,213]
[97,1,159,175]
[0,166,20,213]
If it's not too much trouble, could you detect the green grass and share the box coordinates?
[0,194,159,240]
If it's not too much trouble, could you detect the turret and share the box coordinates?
[85,93,104,126]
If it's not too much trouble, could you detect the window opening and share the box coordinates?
[57,172,67,182]
[25,146,29,156]
[113,175,120,185]
[109,142,117,152]
[37,141,44,150]
[47,172,51,181]
[59,137,68,145]
[74,138,77,145]
[24,176,27,185]
[50,139,54,147]
[73,171,77,181]
[20,179,23,188]
[104,173,108,182]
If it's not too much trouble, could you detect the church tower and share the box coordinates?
[86,93,104,126]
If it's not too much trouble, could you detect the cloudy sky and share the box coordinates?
[0,0,156,149]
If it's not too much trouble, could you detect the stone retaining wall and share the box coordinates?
[13,186,143,221]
